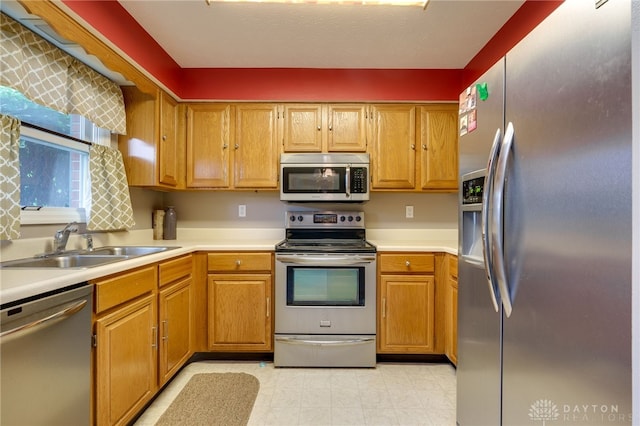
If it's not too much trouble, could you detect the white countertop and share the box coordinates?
[0,228,457,306]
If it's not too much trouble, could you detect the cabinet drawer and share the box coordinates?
[207,252,272,272]
[449,255,458,279]
[159,255,192,287]
[378,253,434,273]
[94,265,157,313]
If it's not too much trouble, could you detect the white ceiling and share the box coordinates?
[116,0,525,69]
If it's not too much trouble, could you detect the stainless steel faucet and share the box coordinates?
[53,222,79,253]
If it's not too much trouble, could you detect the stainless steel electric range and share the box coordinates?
[274,210,377,367]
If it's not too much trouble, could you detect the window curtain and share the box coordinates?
[0,13,126,134]
[88,145,135,231]
[0,115,21,240]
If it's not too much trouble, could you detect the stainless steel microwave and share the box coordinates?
[280,153,370,202]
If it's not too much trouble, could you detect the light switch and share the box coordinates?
[238,205,246,217]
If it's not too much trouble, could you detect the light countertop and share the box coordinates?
[1,228,457,306]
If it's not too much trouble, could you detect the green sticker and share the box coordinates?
[476,83,489,101]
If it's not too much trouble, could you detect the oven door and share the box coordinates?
[275,253,376,335]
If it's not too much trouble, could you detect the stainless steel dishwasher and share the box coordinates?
[1,283,93,426]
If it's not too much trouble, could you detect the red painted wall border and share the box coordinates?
[61,0,561,101]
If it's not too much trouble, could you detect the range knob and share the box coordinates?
[348,216,354,222]
[355,215,362,222]
[297,215,304,222]
[289,215,296,222]
[340,216,346,222]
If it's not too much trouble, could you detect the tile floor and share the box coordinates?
[134,361,456,426]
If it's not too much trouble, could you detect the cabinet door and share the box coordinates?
[234,104,280,188]
[158,91,179,187]
[370,105,416,189]
[447,276,458,365]
[186,104,231,188]
[158,278,192,385]
[419,105,458,190]
[207,273,272,351]
[327,104,367,152]
[378,274,435,353]
[282,104,323,152]
[95,295,157,426]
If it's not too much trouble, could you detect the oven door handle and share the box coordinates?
[276,255,376,266]
[276,336,375,346]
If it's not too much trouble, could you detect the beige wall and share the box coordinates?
[12,189,458,241]
[163,191,458,230]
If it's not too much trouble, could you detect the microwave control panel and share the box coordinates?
[350,167,368,193]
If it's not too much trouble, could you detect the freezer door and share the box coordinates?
[501,0,632,424]
[458,59,505,177]
[456,259,502,426]
[456,59,505,426]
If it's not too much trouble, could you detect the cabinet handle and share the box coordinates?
[151,326,157,349]
[234,144,239,150]
[317,125,321,131]
[223,144,228,149]
[405,260,411,267]
[329,125,333,131]
[422,144,427,150]
[411,144,416,150]
[162,135,167,141]
[236,259,242,266]
[162,320,168,341]
[266,297,270,318]
[382,298,386,318]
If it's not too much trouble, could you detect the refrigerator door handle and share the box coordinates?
[492,121,515,317]
[482,127,502,312]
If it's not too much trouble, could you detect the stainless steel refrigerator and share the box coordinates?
[457,1,634,425]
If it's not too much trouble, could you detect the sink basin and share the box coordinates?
[0,254,129,269]
[0,246,180,269]
[88,246,179,257]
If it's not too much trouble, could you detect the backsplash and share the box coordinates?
[163,191,458,230]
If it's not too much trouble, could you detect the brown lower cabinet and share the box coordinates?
[206,252,273,352]
[444,254,458,365]
[377,253,437,353]
[92,255,193,426]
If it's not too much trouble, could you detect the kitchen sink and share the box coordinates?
[0,254,129,269]
[0,246,180,269]
[87,246,178,257]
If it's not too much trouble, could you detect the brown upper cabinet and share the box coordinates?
[233,104,280,189]
[419,104,459,191]
[369,103,458,192]
[118,87,185,189]
[185,103,280,189]
[369,104,417,189]
[186,104,232,188]
[282,104,368,152]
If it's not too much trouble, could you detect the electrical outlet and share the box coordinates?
[405,205,414,219]
[238,204,246,217]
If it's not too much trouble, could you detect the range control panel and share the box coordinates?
[285,211,364,228]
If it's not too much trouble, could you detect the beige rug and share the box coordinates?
[156,373,260,426]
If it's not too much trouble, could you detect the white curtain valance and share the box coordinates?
[0,13,126,134]
[0,114,21,241]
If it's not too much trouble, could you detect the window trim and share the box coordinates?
[19,125,89,225]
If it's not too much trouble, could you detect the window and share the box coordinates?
[1,86,111,224]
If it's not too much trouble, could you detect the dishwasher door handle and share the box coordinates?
[0,299,87,342]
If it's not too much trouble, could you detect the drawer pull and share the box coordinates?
[266,297,270,318]
[405,260,411,267]
[236,259,242,266]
